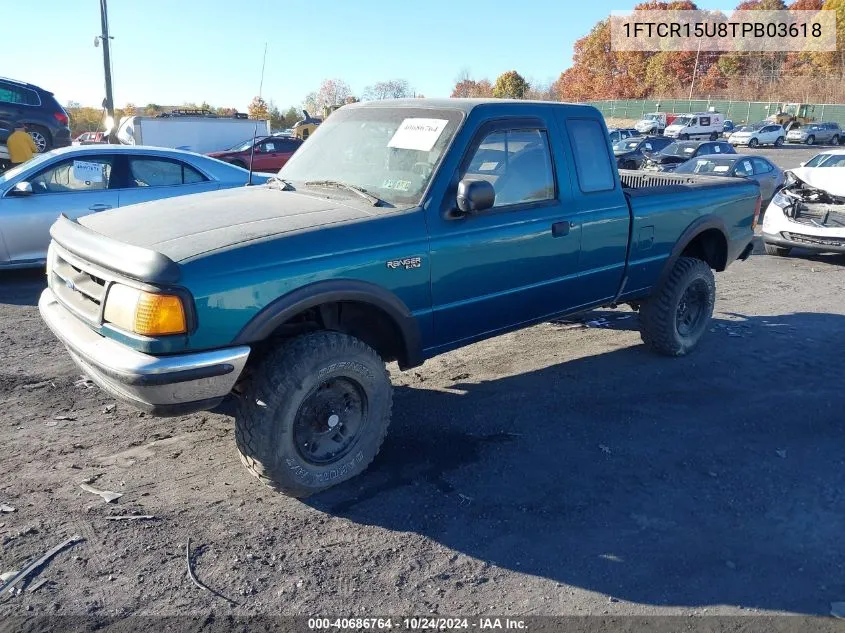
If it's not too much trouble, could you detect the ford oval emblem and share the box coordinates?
[65,279,75,291]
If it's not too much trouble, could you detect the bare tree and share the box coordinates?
[363,79,412,100]
[315,79,352,110]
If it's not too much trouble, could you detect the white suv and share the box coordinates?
[729,123,785,148]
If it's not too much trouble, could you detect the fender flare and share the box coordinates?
[656,215,729,288]
[232,279,423,368]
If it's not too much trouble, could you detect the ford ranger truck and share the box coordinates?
[38,99,760,498]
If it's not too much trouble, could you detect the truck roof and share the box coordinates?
[345,98,601,117]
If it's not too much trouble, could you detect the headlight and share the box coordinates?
[104,284,187,336]
[771,190,792,210]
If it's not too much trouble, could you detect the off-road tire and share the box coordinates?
[639,256,715,357]
[234,331,393,498]
[764,243,792,257]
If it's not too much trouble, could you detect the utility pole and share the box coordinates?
[99,0,116,143]
[688,39,702,102]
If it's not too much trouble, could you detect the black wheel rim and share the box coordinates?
[676,279,709,337]
[293,376,368,465]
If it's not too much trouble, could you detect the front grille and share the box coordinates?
[50,246,107,324]
[783,231,845,248]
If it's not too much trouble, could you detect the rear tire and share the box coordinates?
[710,132,719,141]
[230,159,247,169]
[774,136,784,147]
[639,256,715,357]
[28,126,51,153]
[806,135,815,145]
[764,243,792,257]
[680,134,690,141]
[234,331,393,498]
[832,135,840,146]
[749,137,759,148]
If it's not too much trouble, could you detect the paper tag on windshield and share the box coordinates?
[713,165,730,172]
[388,118,449,152]
[73,160,104,183]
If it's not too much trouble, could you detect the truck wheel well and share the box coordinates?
[680,229,728,271]
[249,301,407,368]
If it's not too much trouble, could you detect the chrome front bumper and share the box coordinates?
[39,288,250,416]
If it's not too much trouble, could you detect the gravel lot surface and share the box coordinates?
[1,153,843,620]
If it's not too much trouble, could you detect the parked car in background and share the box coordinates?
[786,122,841,146]
[0,77,71,153]
[634,112,675,135]
[673,154,784,203]
[613,136,673,170]
[798,149,845,168]
[664,112,724,140]
[761,166,845,257]
[728,122,785,147]
[607,128,640,143]
[73,131,106,145]
[642,140,736,172]
[0,145,273,269]
[206,135,303,171]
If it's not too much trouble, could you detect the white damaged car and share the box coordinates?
[761,164,845,256]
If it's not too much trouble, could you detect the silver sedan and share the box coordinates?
[0,145,272,269]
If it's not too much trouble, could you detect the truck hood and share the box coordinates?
[77,186,373,262]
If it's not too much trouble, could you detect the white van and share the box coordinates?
[664,112,724,140]
[116,113,270,153]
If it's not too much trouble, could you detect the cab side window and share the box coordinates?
[566,119,615,192]
[462,128,555,208]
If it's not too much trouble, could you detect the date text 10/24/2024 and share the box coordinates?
[307,617,527,630]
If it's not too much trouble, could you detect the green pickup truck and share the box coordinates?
[39,99,761,497]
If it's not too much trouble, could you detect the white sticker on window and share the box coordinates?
[713,165,730,172]
[388,118,449,152]
[479,161,498,171]
[73,160,104,183]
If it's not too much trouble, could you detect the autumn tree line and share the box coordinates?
[65,0,845,136]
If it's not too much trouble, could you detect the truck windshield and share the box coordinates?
[644,114,661,121]
[278,106,463,208]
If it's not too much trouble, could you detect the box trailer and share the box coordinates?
[116,112,271,153]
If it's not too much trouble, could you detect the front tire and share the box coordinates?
[774,136,784,147]
[639,257,715,357]
[806,135,815,146]
[764,243,792,257]
[680,134,690,141]
[235,331,393,498]
[832,135,840,146]
[749,137,759,148]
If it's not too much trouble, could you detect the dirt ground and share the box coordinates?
[1,142,844,620]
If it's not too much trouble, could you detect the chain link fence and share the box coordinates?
[587,99,845,125]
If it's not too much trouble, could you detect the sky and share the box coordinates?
[5,0,728,112]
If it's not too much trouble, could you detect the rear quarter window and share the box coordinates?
[566,119,615,193]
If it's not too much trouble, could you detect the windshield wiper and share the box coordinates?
[266,176,294,191]
[304,180,382,206]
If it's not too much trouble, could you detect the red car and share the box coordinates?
[206,136,302,171]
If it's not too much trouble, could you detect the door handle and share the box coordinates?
[551,221,572,237]
[88,203,112,212]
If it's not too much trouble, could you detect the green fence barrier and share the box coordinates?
[588,99,845,126]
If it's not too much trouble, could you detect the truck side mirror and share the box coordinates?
[456,178,495,215]
[8,181,33,197]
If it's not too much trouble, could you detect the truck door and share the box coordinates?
[553,115,630,305]
[427,115,582,350]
